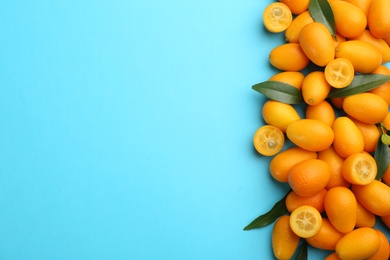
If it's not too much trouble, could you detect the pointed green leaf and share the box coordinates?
[328,74,390,98]
[375,134,390,180]
[252,81,303,104]
[294,241,308,260]
[309,0,336,37]
[243,191,289,230]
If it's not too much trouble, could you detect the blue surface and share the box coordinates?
[0,0,389,259]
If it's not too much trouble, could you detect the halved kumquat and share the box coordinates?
[289,205,322,238]
[253,125,284,156]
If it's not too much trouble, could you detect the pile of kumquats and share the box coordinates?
[244,0,390,259]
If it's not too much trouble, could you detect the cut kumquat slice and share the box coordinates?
[324,58,354,88]
[289,205,322,238]
[341,152,377,185]
[253,125,284,156]
[262,3,292,33]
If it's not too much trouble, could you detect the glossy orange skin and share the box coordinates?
[330,0,367,38]
[367,230,390,259]
[332,116,364,158]
[285,189,327,213]
[288,159,331,197]
[356,200,376,228]
[324,187,357,233]
[318,146,350,189]
[285,11,313,43]
[368,0,390,38]
[299,22,335,67]
[301,71,331,106]
[343,93,388,124]
[351,119,380,153]
[305,100,336,127]
[306,218,344,251]
[286,119,334,152]
[269,43,310,71]
[336,227,381,260]
[262,100,301,133]
[272,215,300,260]
[269,71,305,90]
[352,180,390,216]
[280,0,310,14]
[335,40,382,73]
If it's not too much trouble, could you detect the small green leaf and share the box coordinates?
[243,191,289,230]
[309,0,336,37]
[382,134,390,145]
[375,134,390,180]
[294,241,308,260]
[252,81,303,104]
[328,74,390,98]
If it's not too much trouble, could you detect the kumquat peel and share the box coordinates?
[245,0,390,259]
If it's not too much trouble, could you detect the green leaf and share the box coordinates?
[328,74,390,98]
[294,241,308,260]
[309,0,336,37]
[375,134,390,180]
[243,191,289,230]
[382,134,390,145]
[252,81,303,104]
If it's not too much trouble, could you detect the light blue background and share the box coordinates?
[0,0,389,259]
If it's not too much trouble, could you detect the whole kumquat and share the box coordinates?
[330,0,367,38]
[286,119,334,152]
[288,158,331,197]
[335,227,381,260]
[262,100,301,132]
[352,29,390,64]
[335,40,382,73]
[299,22,335,67]
[332,116,364,158]
[343,93,388,124]
[269,43,310,71]
[301,71,331,106]
[367,0,390,38]
[352,180,390,216]
[324,186,357,233]
[272,215,300,260]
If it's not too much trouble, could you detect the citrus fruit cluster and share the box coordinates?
[246,0,390,259]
